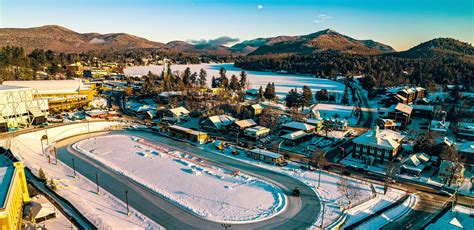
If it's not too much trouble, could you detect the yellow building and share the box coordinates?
[0,160,30,230]
[65,62,84,76]
[2,79,96,114]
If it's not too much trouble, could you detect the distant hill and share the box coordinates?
[233,29,396,56]
[167,41,233,56]
[0,25,167,53]
[389,38,474,61]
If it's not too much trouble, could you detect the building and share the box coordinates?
[352,126,405,164]
[247,149,284,164]
[248,104,264,116]
[0,148,30,229]
[243,126,270,141]
[386,103,412,128]
[226,119,257,134]
[281,130,311,146]
[168,125,208,144]
[411,105,434,118]
[325,118,349,131]
[200,115,236,131]
[457,122,474,140]
[400,153,430,176]
[438,160,465,185]
[65,62,84,76]
[281,121,316,134]
[457,142,474,166]
[0,85,49,130]
[429,120,451,134]
[377,118,399,130]
[396,86,425,104]
[2,79,96,113]
[305,118,324,132]
[163,107,190,123]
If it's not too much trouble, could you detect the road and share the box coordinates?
[55,130,321,229]
[352,83,375,128]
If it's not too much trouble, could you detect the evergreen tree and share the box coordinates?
[219,67,227,79]
[302,85,313,107]
[49,178,57,191]
[198,68,207,87]
[264,82,276,101]
[258,86,264,101]
[190,72,198,87]
[211,76,218,88]
[285,88,301,109]
[239,71,248,90]
[315,89,329,101]
[341,85,349,104]
[221,75,229,89]
[182,67,192,86]
[229,74,240,91]
[38,167,46,180]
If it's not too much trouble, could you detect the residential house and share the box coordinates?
[163,107,190,123]
[352,126,405,164]
[386,103,412,128]
[457,122,474,140]
[248,104,264,116]
[281,130,311,146]
[243,126,270,141]
[401,153,431,176]
[305,118,324,132]
[377,118,399,130]
[226,119,257,134]
[168,125,208,144]
[457,142,474,166]
[429,120,451,134]
[411,105,434,118]
[281,121,316,134]
[200,115,236,131]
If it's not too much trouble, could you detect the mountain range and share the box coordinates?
[0,25,472,60]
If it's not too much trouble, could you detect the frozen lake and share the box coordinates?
[124,63,345,98]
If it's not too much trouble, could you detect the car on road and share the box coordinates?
[277,161,288,167]
[292,187,300,197]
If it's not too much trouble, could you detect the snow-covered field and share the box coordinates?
[124,63,346,98]
[72,134,286,223]
[9,122,162,230]
[201,143,405,228]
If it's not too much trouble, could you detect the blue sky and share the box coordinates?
[1,0,472,50]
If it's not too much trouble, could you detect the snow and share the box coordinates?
[426,205,474,230]
[8,122,162,230]
[124,63,346,98]
[201,142,405,228]
[72,134,286,223]
[355,194,417,229]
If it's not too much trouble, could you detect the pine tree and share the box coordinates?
[38,168,46,180]
[182,67,191,87]
[258,86,264,101]
[341,85,349,104]
[49,178,57,191]
[199,68,207,88]
[264,82,276,101]
[239,71,248,90]
[229,74,240,91]
[211,76,218,88]
[302,85,313,107]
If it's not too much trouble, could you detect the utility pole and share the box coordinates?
[72,158,76,178]
[320,202,325,228]
[95,172,100,195]
[53,147,58,165]
[221,224,231,230]
[125,190,130,216]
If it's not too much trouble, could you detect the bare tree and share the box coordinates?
[384,161,400,195]
[440,145,464,186]
[337,177,361,205]
[312,150,327,187]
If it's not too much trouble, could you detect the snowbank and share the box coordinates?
[73,135,286,223]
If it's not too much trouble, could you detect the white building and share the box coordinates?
[352,126,405,164]
[0,85,49,130]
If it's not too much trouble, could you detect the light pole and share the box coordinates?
[125,190,130,216]
[320,202,325,228]
[221,224,231,230]
[95,172,100,195]
[72,158,76,178]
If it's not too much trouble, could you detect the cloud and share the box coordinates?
[314,14,332,23]
[257,5,264,10]
[189,36,240,46]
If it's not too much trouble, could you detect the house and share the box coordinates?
[281,130,310,146]
[168,125,208,144]
[457,122,474,140]
[411,105,434,118]
[386,103,412,128]
[281,121,316,134]
[163,107,190,123]
[429,120,451,134]
[200,115,236,131]
[243,126,270,141]
[248,104,264,116]
[247,149,285,164]
[377,118,399,130]
[226,119,257,134]
[457,142,474,165]
[400,153,430,176]
[325,118,349,131]
[397,86,425,103]
[438,160,465,185]
[352,126,405,164]
[305,118,324,132]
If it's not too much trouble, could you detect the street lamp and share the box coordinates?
[320,202,326,228]
[221,224,231,230]
[95,172,100,195]
[125,190,130,216]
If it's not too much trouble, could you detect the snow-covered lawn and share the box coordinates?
[311,103,357,124]
[9,122,161,230]
[426,205,474,230]
[124,63,346,98]
[73,135,286,223]
[201,143,405,228]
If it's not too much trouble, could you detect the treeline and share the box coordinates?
[234,51,474,90]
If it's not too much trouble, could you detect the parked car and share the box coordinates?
[277,161,288,167]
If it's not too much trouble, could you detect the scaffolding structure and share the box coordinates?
[0,86,49,129]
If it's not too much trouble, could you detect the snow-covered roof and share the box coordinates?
[0,166,14,208]
[234,119,257,129]
[249,149,283,159]
[169,107,190,116]
[0,85,30,91]
[281,130,307,140]
[353,127,405,150]
[457,142,474,154]
[430,120,450,132]
[412,104,434,111]
[2,79,90,94]
[250,104,263,110]
[206,115,236,129]
[282,121,315,131]
[244,126,270,133]
[390,103,413,114]
[306,118,323,126]
[457,122,474,130]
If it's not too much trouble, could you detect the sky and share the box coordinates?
[1,0,473,51]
